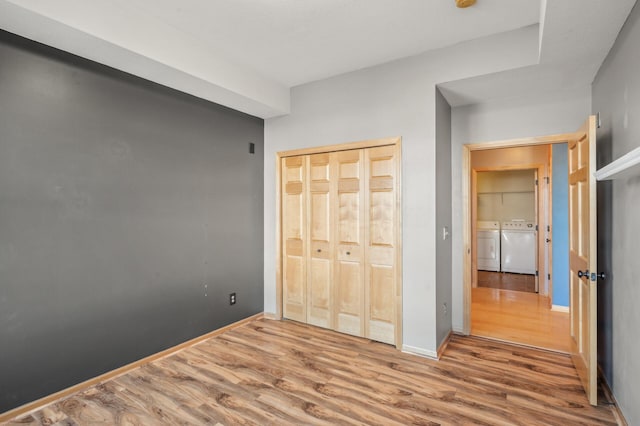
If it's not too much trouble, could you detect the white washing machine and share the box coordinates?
[501,220,536,275]
[477,221,500,272]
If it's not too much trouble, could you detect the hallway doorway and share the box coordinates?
[461,117,600,404]
[475,167,539,294]
[462,136,571,353]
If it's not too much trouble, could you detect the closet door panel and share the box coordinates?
[333,150,365,336]
[334,260,360,335]
[369,191,395,246]
[365,145,397,345]
[338,191,360,243]
[309,258,331,325]
[369,265,394,340]
[310,192,330,241]
[282,156,307,322]
[308,154,333,328]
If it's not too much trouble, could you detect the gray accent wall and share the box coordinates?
[435,88,452,346]
[592,2,640,424]
[0,30,264,412]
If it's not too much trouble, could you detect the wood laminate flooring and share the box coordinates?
[477,271,536,293]
[5,318,618,425]
[472,287,570,353]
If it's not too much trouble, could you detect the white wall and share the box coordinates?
[451,86,591,332]
[477,170,536,193]
[265,26,540,354]
[477,170,536,222]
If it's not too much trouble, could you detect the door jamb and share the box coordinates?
[462,133,574,335]
[547,148,554,308]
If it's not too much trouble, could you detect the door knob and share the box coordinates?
[346,251,351,255]
[546,238,551,243]
[317,249,321,253]
[577,270,589,279]
[591,272,606,281]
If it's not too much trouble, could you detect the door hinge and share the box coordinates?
[535,270,539,277]
[548,273,551,280]
[535,225,539,231]
[547,225,550,232]
[535,179,538,186]
[545,177,550,184]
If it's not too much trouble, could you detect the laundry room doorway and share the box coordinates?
[474,167,540,294]
[462,137,572,354]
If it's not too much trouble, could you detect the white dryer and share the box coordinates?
[477,221,500,272]
[501,221,536,275]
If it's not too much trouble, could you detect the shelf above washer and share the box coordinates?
[595,146,640,181]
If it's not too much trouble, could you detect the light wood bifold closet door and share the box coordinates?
[281,144,399,346]
[334,149,365,337]
[308,153,333,329]
[365,145,398,344]
[282,156,307,323]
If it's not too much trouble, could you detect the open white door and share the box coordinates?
[568,115,598,405]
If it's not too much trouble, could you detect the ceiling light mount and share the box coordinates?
[456,0,477,8]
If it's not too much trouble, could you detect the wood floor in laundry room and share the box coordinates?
[477,270,536,293]
[4,317,619,425]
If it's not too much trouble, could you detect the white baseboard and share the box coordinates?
[551,305,569,313]
[402,344,438,360]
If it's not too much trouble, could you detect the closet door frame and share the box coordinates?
[275,137,403,349]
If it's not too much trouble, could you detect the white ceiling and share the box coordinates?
[0,0,637,117]
[123,0,540,87]
[440,0,638,106]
